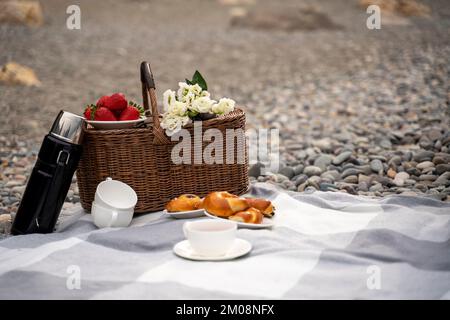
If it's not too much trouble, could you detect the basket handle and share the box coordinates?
[140,61,169,144]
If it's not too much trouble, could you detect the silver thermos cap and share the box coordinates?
[50,110,86,145]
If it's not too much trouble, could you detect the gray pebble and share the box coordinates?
[332,151,352,165]
[314,154,333,171]
[370,159,383,173]
[279,166,295,179]
[304,166,322,177]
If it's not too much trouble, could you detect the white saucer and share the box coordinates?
[86,118,145,130]
[204,211,274,229]
[173,239,252,261]
[163,209,205,219]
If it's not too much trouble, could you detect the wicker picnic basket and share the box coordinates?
[76,61,249,213]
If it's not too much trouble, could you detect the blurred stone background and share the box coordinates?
[0,0,449,234]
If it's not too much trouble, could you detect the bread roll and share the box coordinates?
[165,194,202,212]
[203,191,249,217]
[245,198,275,217]
[228,207,263,224]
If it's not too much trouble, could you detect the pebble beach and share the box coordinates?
[1,0,449,236]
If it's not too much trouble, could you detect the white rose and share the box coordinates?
[200,90,210,98]
[180,92,195,104]
[177,82,203,100]
[189,83,202,96]
[177,82,190,99]
[168,100,187,116]
[161,113,190,136]
[163,89,176,112]
[212,98,235,115]
[191,96,215,113]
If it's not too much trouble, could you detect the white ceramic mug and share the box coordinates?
[95,177,137,210]
[183,220,237,256]
[91,177,137,228]
[91,201,133,228]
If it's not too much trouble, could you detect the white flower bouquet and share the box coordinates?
[161,71,235,136]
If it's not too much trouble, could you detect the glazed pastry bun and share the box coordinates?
[244,198,275,217]
[228,207,264,224]
[165,194,203,212]
[203,191,249,217]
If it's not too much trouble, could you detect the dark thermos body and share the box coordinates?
[11,111,85,235]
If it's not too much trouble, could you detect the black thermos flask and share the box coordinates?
[11,111,85,235]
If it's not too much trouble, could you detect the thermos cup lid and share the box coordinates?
[50,110,86,145]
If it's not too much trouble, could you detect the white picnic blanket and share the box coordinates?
[0,183,449,299]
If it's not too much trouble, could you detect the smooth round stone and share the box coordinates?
[294,174,308,187]
[275,174,289,183]
[370,159,383,173]
[355,165,372,175]
[341,168,361,178]
[358,174,371,184]
[369,155,387,162]
[293,164,304,175]
[419,174,437,181]
[344,175,358,184]
[249,163,263,177]
[433,157,446,165]
[415,183,428,192]
[413,150,435,162]
[379,139,392,149]
[436,164,450,175]
[388,156,402,166]
[432,172,450,187]
[303,166,322,177]
[314,154,333,171]
[387,168,397,178]
[404,179,416,185]
[416,161,435,170]
[279,166,295,179]
[319,183,338,192]
[395,172,410,180]
[332,151,352,165]
[406,167,421,176]
[369,183,384,192]
[422,167,435,174]
[393,176,405,187]
[321,170,340,182]
[358,181,369,192]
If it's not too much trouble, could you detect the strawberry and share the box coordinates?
[104,93,127,112]
[118,105,140,121]
[94,106,117,121]
[96,95,109,108]
[83,104,96,120]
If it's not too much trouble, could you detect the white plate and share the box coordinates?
[86,118,146,130]
[173,238,252,261]
[163,209,205,219]
[204,210,274,229]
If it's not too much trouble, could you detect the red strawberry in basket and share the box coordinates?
[104,93,127,112]
[83,104,95,120]
[93,106,117,121]
[96,95,109,108]
[118,105,140,121]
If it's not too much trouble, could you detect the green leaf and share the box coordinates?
[187,110,198,118]
[191,70,207,91]
[185,79,193,85]
[129,100,145,117]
